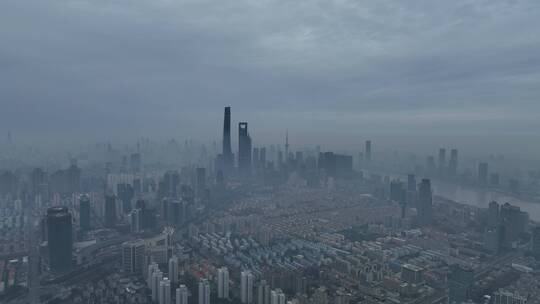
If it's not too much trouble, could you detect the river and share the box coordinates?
[431,180,540,221]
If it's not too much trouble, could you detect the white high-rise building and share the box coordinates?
[159,277,171,304]
[147,262,159,287]
[270,289,286,304]
[241,270,254,304]
[168,256,179,283]
[256,280,271,304]
[198,279,211,304]
[152,270,163,302]
[176,285,189,304]
[217,267,229,299]
[121,239,145,273]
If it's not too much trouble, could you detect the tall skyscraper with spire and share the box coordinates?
[238,122,252,177]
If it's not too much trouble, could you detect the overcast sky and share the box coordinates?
[1,0,540,156]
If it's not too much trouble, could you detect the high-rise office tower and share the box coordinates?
[438,148,446,176]
[222,107,233,169]
[417,179,433,226]
[478,162,488,186]
[47,206,73,272]
[241,270,254,303]
[122,239,145,273]
[449,149,458,177]
[217,267,229,299]
[365,140,372,163]
[176,285,189,304]
[198,279,211,304]
[79,194,91,231]
[104,194,117,228]
[238,122,252,176]
[168,256,179,283]
[160,278,171,304]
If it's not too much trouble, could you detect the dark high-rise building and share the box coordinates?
[449,148,458,177]
[47,207,73,272]
[222,107,233,169]
[417,179,433,226]
[438,148,446,176]
[478,162,488,186]
[79,195,91,231]
[238,122,252,176]
[390,180,404,203]
[104,194,117,228]
[365,140,372,163]
[318,152,353,177]
[448,264,474,304]
[500,203,529,247]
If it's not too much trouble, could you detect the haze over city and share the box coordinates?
[1,1,540,304]
[1,0,540,157]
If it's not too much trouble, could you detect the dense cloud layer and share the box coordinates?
[1,0,539,154]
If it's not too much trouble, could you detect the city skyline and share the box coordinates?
[1,1,540,156]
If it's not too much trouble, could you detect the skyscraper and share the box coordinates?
[222,107,233,170]
[198,279,211,304]
[168,256,179,283]
[449,148,458,177]
[241,270,254,304]
[159,277,171,304]
[176,285,189,304]
[478,162,488,186]
[47,206,73,272]
[256,280,271,304]
[217,267,229,299]
[122,239,145,273]
[365,140,372,163]
[152,270,163,302]
[238,122,252,176]
[79,194,90,231]
[417,179,433,226]
[270,289,286,304]
[438,148,446,176]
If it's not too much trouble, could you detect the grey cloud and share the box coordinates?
[1,0,539,154]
